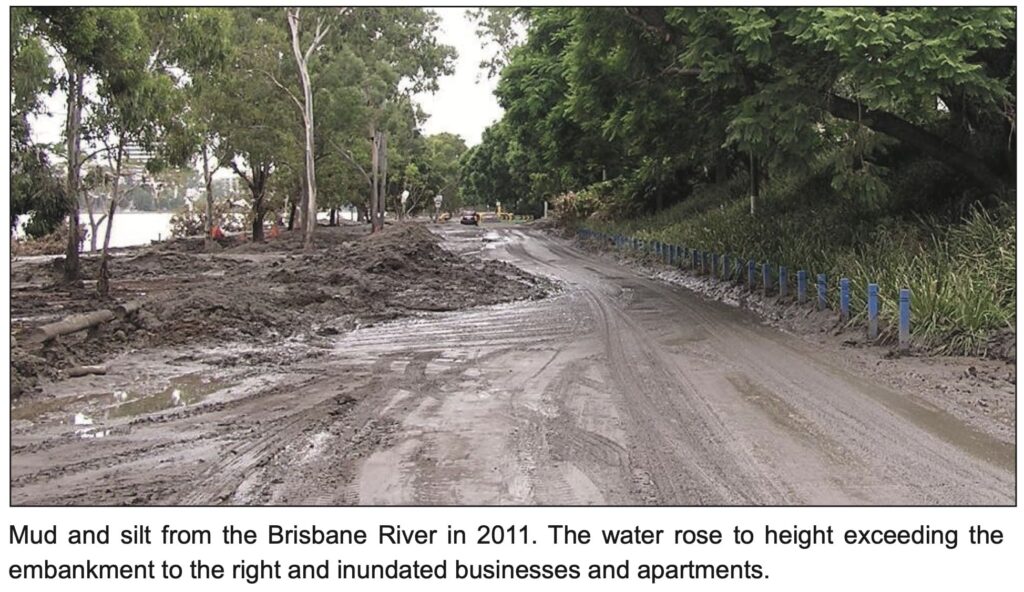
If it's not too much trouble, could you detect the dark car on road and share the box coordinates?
[460,210,480,225]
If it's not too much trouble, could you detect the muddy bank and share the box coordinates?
[10,223,554,398]
[576,235,1016,445]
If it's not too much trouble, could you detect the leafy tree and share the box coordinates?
[154,8,233,240]
[10,8,65,238]
[397,132,467,216]
[29,7,149,280]
[206,8,299,242]
[464,7,1016,221]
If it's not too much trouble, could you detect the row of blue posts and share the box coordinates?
[578,228,912,351]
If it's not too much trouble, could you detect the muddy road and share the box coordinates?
[10,225,1015,505]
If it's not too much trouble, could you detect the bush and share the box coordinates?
[169,200,250,238]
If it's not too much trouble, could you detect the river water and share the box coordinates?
[79,211,174,251]
[14,211,174,252]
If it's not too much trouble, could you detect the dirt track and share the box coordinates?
[10,225,1015,505]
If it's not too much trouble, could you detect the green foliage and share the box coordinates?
[11,145,69,238]
[590,175,1014,355]
[464,7,1015,219]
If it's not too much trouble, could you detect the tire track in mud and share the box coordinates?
[12,226,1013,505]
[504,229,1013,504]
[508,233,788,503]
[617,270,1014,503]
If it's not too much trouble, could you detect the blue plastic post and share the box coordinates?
[762,262,771,296]
[867,283,879,340]
[816,274,827,311]
[747,260,755,290]
[899,288,911,352]
[779,266,788,298]
[840,278,850,322]
[797,270,807,304]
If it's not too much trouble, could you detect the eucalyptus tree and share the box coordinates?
[85,9,196,296]
[207,8,299,242]
[156,8,233,239]
[340,8,455,231]
[284,7,337,248]
[29,7,153,280]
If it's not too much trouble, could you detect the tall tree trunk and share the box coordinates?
[87,209,104,253]
[63,68,84,282]
[202,145,215,236]
[250,166,269,242]
[379,132,388,228]
[97,143,124,298]
[749,153,760,216]
[83,190,105,253]
[287,194,298,231]
[370,128,381,232]
[287,9,327,250]
[297,172,308,233]
[248,188,264,239]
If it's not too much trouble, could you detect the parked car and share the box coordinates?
[460,210,480,225]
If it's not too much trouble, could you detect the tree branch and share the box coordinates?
[229,160,255,191]
[330,138,372,184]
[80,145,117,166]
[251,67,304,116]
[622,7,672,42]
[305,16,331,63]
[825,92,1005,194]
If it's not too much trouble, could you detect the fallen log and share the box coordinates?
[23,298,146,345]
[115,299,145,318]
[24,309,116,344]
[66,365,108,377]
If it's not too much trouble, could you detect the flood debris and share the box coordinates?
[10,223,554,399]
[66,365,108,377]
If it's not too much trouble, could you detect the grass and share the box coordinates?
[587,176,1015,356]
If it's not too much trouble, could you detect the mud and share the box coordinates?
[10,223,552,397]
[584,240,1016,446]
[9,224,1015,505]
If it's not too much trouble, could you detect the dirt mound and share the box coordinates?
[10,223,555,397]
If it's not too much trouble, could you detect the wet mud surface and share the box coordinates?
[9,224,1015,505]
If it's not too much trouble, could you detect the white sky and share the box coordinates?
[415,7,503,146]
[29,7,502,152]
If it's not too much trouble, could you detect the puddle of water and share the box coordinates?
[108,373,231,419]
[10,392,111,422]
